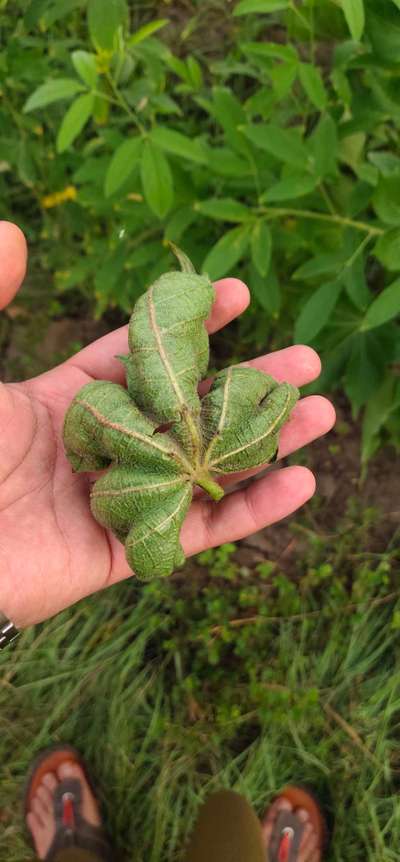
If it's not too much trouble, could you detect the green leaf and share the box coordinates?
[242,41,297,63]
[343,249,371,311]
[261,174,317,203]
[194,198,252,222]
[104,137,142,197]
[251,221,272,277]
[293,253,346,281]
[187,57,203,91]
[368,151,400,178]
[150,127,206,165]
[340,0,365,41]
[56,93,95,153]
[298,63,327,111]
[362,280,400,331]
[164,207,197,242]
[202,226,251,280]
[361,377,400,465]
[310,114,338,179]
[234,0,289,14]
[212,87,248,156]
[23,79,85,112]
[251,261,281,315]
[374,229,400,272]
[205,147,251,178]
[141,141,174,219]
[373,178,400,226]
[128,19,168,46]
[63,253,298,579]
[344,335,383,412]
[201,368,298,474]
[242,123,308,170]
[87,0,127,51]
[294,281,343,343]
[71,51,98,88]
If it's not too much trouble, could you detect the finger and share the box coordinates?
[105,465,316,587]
[65,277,250,382]
[199,345,321,396]
[182,465,316,556]
[213,395,335,488]
[0,221,28,309]
[205,277,250,334]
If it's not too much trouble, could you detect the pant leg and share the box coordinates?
[184,790,264,862]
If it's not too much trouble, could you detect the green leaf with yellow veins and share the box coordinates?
[63,249,299,580]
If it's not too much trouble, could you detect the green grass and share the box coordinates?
[1,501,399,861]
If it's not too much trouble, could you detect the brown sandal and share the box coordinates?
[266,784,328,862]
[23,744,113,861]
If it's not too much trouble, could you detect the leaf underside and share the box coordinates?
[63,255,299,580]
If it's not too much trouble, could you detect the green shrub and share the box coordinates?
[1,0,399,464]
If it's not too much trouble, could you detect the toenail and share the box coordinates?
[58,763,75,778]
[276,798,292,811]
[296,807,310,823]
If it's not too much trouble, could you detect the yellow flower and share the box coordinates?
[41,185,77,209]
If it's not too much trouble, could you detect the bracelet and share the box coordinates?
[0,611,20,650]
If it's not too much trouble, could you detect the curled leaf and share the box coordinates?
[63,250,299,580]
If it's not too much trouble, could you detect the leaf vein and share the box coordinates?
[210,388,291,467]
[127,487,191,549]
[91,478,184,498]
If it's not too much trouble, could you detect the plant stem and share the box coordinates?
[258,206,384,236]
[196,472,224,501]
[104,71,145,134]
[319,182,337,215]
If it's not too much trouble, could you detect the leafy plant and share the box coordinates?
[63,250,298,579]
[1,0,399,466]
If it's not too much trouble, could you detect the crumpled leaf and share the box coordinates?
[63,249,299,580]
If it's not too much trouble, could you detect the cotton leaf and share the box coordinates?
[63,251,299,580]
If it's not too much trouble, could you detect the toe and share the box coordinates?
[26,810,42,833]
[297,811,320,862]
[57,761,101,828]
[58,762,83,782]
[42,771,58,793]
[299,830,318,862]
[263,797,292,826]
[295,807,310,824]
[36,784,53,814]
[31,796,47,827]
[299,821,313,848]
[262,796,293,845]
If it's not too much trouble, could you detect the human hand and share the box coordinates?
[0,221,335,628]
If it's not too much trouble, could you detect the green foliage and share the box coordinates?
[63,254,298,579]
[1,1,399,464]
[1,500,399,860]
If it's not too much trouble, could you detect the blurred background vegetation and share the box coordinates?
[0,1,399,860]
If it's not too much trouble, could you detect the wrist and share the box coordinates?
[0,610,20,650]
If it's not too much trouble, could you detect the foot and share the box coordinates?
[26,761,102,860]
[262,796,322,862]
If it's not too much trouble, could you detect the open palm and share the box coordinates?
[0,222,335,628]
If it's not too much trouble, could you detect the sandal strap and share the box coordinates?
[267,810,305,862]
[44,779,111,862]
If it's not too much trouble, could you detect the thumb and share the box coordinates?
[0,221,28,310]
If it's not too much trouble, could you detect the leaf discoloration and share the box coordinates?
[63,251,298,580]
